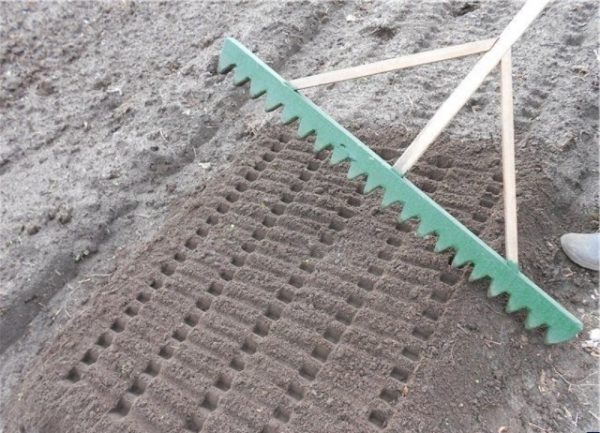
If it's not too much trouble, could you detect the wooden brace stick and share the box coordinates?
[501,49,519,264]
[393,0,551,176]
[289,39,496,90]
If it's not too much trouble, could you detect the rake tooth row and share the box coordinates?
[218,37,582,344]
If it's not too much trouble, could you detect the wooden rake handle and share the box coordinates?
[289,39,496,90]
[393,0,551,176]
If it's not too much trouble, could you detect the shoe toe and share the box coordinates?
[560,233,600,271]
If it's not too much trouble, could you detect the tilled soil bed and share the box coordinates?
[5,126,598,433]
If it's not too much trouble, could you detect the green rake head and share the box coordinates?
[218,37,583,344]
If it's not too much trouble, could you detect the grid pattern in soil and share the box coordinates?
[11,127,505,433]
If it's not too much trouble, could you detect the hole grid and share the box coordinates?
[65,132,502,431]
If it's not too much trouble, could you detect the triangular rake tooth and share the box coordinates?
[264,93,283,112]
[218,38,238,73]
[487,278,507,297]
[347,160,368,179]
[363,172,384,194]
[524,309,546,330]
[544,321,581,345]
[218,61,235,74]
[314,133,331,152]
[217,49,235,74]
[233,68,250,86]
[297,118,316,138]
[468,262,491,282]
[381,189,402,208]
[434,232,454,253]
[505,292,527,313]
[399,201,419,222]
[281,106,299,124]
[451,248,471,268]
[329,146,350,165]
[249,79,267,98]
[416,217,437,237]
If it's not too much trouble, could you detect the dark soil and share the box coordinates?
[5,126,598,433]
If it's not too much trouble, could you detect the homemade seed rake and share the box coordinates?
[218,0,582,343]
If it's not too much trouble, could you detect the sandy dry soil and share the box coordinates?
[1,1,598,432]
